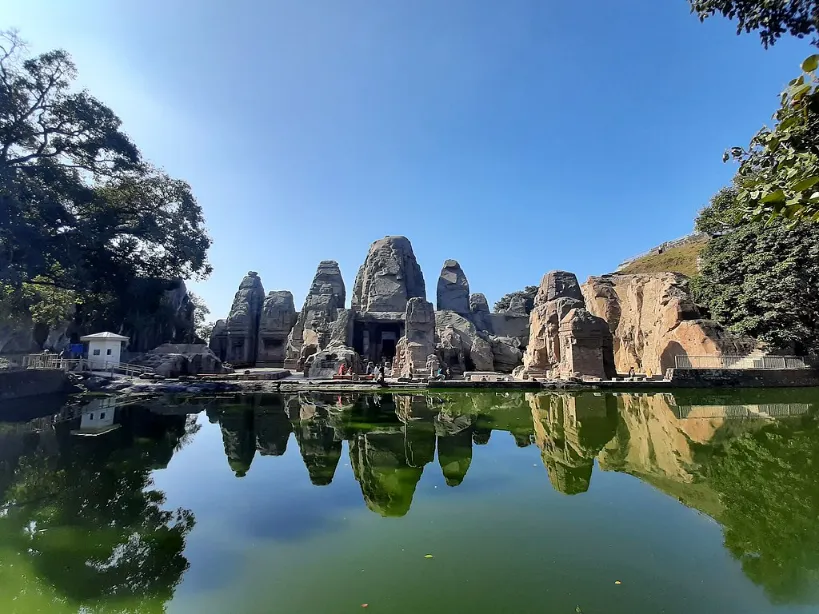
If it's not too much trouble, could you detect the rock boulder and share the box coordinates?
[305,343,362,379]
[257,291,297,366]
[437,260,470,315]
[522,271,615,379]
[582,273,758,375]
[469,293,493,333]
[286,261,346,368]
[225,272,266,366]
[393,298,436,377]
[351,236,426,313]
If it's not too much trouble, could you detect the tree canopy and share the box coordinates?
[693,189,819,354]
[0,30,211,328]
[724,55,819,225]
[689,0,819,48]
[707,413,819,604]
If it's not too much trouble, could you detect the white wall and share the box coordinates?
[87,340,122,369]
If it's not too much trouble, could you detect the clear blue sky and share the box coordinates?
[4,1,812,319]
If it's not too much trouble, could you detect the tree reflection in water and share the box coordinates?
[3,389,819,608]
[0,403,198,612]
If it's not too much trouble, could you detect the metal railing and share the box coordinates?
[675,403,811,419]
[22,354,153,377]
[674,355,810,370]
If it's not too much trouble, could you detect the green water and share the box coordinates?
[1,390,819,613]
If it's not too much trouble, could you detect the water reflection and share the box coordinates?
[0,400,197,612]
[1,389,818,610]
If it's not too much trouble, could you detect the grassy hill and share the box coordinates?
[618,236,709,277]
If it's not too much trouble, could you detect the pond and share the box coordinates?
[1,389,819,613]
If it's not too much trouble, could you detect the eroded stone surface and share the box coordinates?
[286,261,347,368]
[393,298,436,377]
[351,236,426,313]
[437,259,470,315]
[469,293,493,333]
[582,273,757,375]
[257,291,297,366]
[225,272,266,366]
[522,271,614,379]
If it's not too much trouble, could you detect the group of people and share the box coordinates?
[364,361,387,384]
[337,357,452,384]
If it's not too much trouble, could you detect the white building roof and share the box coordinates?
[80,332,130,341]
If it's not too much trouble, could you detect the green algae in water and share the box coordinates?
[1,389,818,613]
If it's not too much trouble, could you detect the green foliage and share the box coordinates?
[707,415,819,603]
[0,266,78,327]
[688,0,819,48]
[724,57,819,225]
[693,193,819,353]
[188,292,212,340]
[0,30,211,327]
[695,187,742,234]
[493,285,538,313]
[0,409,197,610]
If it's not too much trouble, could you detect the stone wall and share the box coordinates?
[0,370,73,401]
[667,368,819,388]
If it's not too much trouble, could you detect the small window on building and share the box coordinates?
[89,413,94,419]
[106,348,112,355]
[100,412,105,419]
[93,349,100,356]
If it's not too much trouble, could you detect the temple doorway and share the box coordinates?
[352,318,404,364]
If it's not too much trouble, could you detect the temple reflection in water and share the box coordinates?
[195,389,813,514]
[2,389,819,610]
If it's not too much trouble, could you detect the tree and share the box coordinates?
[724,55,819,225]
[0,408,197,611]
[0,30,211,323]
[706,414,819,604]
[188,291,212,340]
[689,0,819,48]
[493,285,538,314]
[692,190,819,354]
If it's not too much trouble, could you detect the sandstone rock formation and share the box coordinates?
[489,336,523,372]
[225,272,266,366]
[488,312,529,345]
[131,343,226,377]
[393,298,436,377]
[434,310,524,374]
[437,259,470,315]
[469,293,493,333]
[554,308,616,380]
[349,428,433,517]
[470,335,495,371]
[286,261,347,368]
[582,273,757,375]
[208,319,228,361]
[522,271,615,379]
[506,295,529,316]
[257,291,297,366]
[305,343,361,379]
[435,311,480,374]
[529,392,618,495]
[351,236,426,313]
[293,420,342,486]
